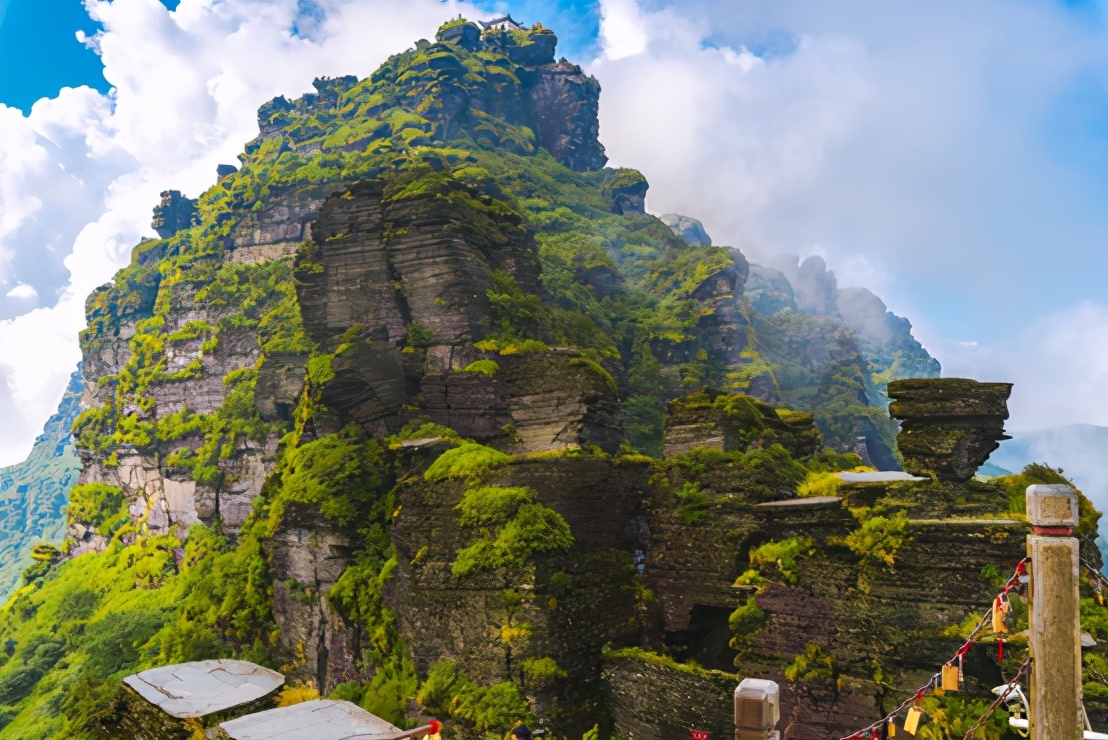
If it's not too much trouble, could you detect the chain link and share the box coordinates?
[959,657,1030,740]
[836,557,1029,740]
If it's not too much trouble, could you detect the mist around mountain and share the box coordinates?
[989,424,1108,512]
[0,371,81,599]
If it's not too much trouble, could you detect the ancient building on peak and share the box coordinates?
[478,14,524,31]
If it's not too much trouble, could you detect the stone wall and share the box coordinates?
[388,454,650,734]
[639,479,1029,738]
[603,651,738,739]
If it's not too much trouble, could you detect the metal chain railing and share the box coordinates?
[959,657,1031,740]
[838,558,1030,740]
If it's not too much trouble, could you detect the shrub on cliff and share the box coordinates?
[267,430,388,532]
[66,483,126,534]
[837,510,912,568]
[424,443,513,482]
[660,443,809,504]
[452,486,573,577]
[728,597,766,649]
[416,659,531,732]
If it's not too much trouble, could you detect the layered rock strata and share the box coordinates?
[888,378,1013,482]
[635,475,1027,738]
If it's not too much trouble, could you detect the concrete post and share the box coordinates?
[734,678,780,740]
[1026,483,1083,740]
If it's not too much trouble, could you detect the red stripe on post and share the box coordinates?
[1032,525,1074,536]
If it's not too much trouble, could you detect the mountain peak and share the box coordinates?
[248,16,605,172]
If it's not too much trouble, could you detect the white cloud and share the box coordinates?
[590,6,874,258]
[599,0,648,60]
[991,425,1108,509]
[588,0,1108,342]
[0,0,487,467]
[918,301,1108,432]
[5,283,38,300]
[0,88,122,315]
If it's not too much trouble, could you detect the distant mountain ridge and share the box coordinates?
[0,370,82,599]
[989,424,1108,507]
[660,215,940,468]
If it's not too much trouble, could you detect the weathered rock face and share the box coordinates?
[662,392,821,460]
[436,20,482,50]
[254,352,308,422]
[403,348,626,452]
[269,504,364,693]
[296,178,539,350]
[672,249,753,381]
[638,483,1027,739]
[255,76,359,141]
[497,351,623,454]
[660,213,712,247]
[888,378,1013,483]
[389,454,649,733]
[152,190,199,239]
[603,653,737,739]
[226,187,326,258]
[527,61,607,172]
[73,264,288,546]
[606,171,647,214]
[295,177,623,453]
[75,441,275,542]
[319,342,408,437]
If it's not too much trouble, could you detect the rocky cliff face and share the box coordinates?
[73,256,287,548]
[4,16,1105,740]
[663,217,940,466]
[151,190,199,239]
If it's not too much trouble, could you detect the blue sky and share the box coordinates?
[0,0,1106,473]
[0,0,108,113]
[0,0,600,113]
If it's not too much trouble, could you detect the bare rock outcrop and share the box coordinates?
[888,377,1013,483]
[296,178,539,350]
[269,504,364,693]
[528,62,606,171]
[152,190,199,239]
[660,213,712,247]
[294,176,622,453]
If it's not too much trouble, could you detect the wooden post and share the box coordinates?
[1026,483,1083,740]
